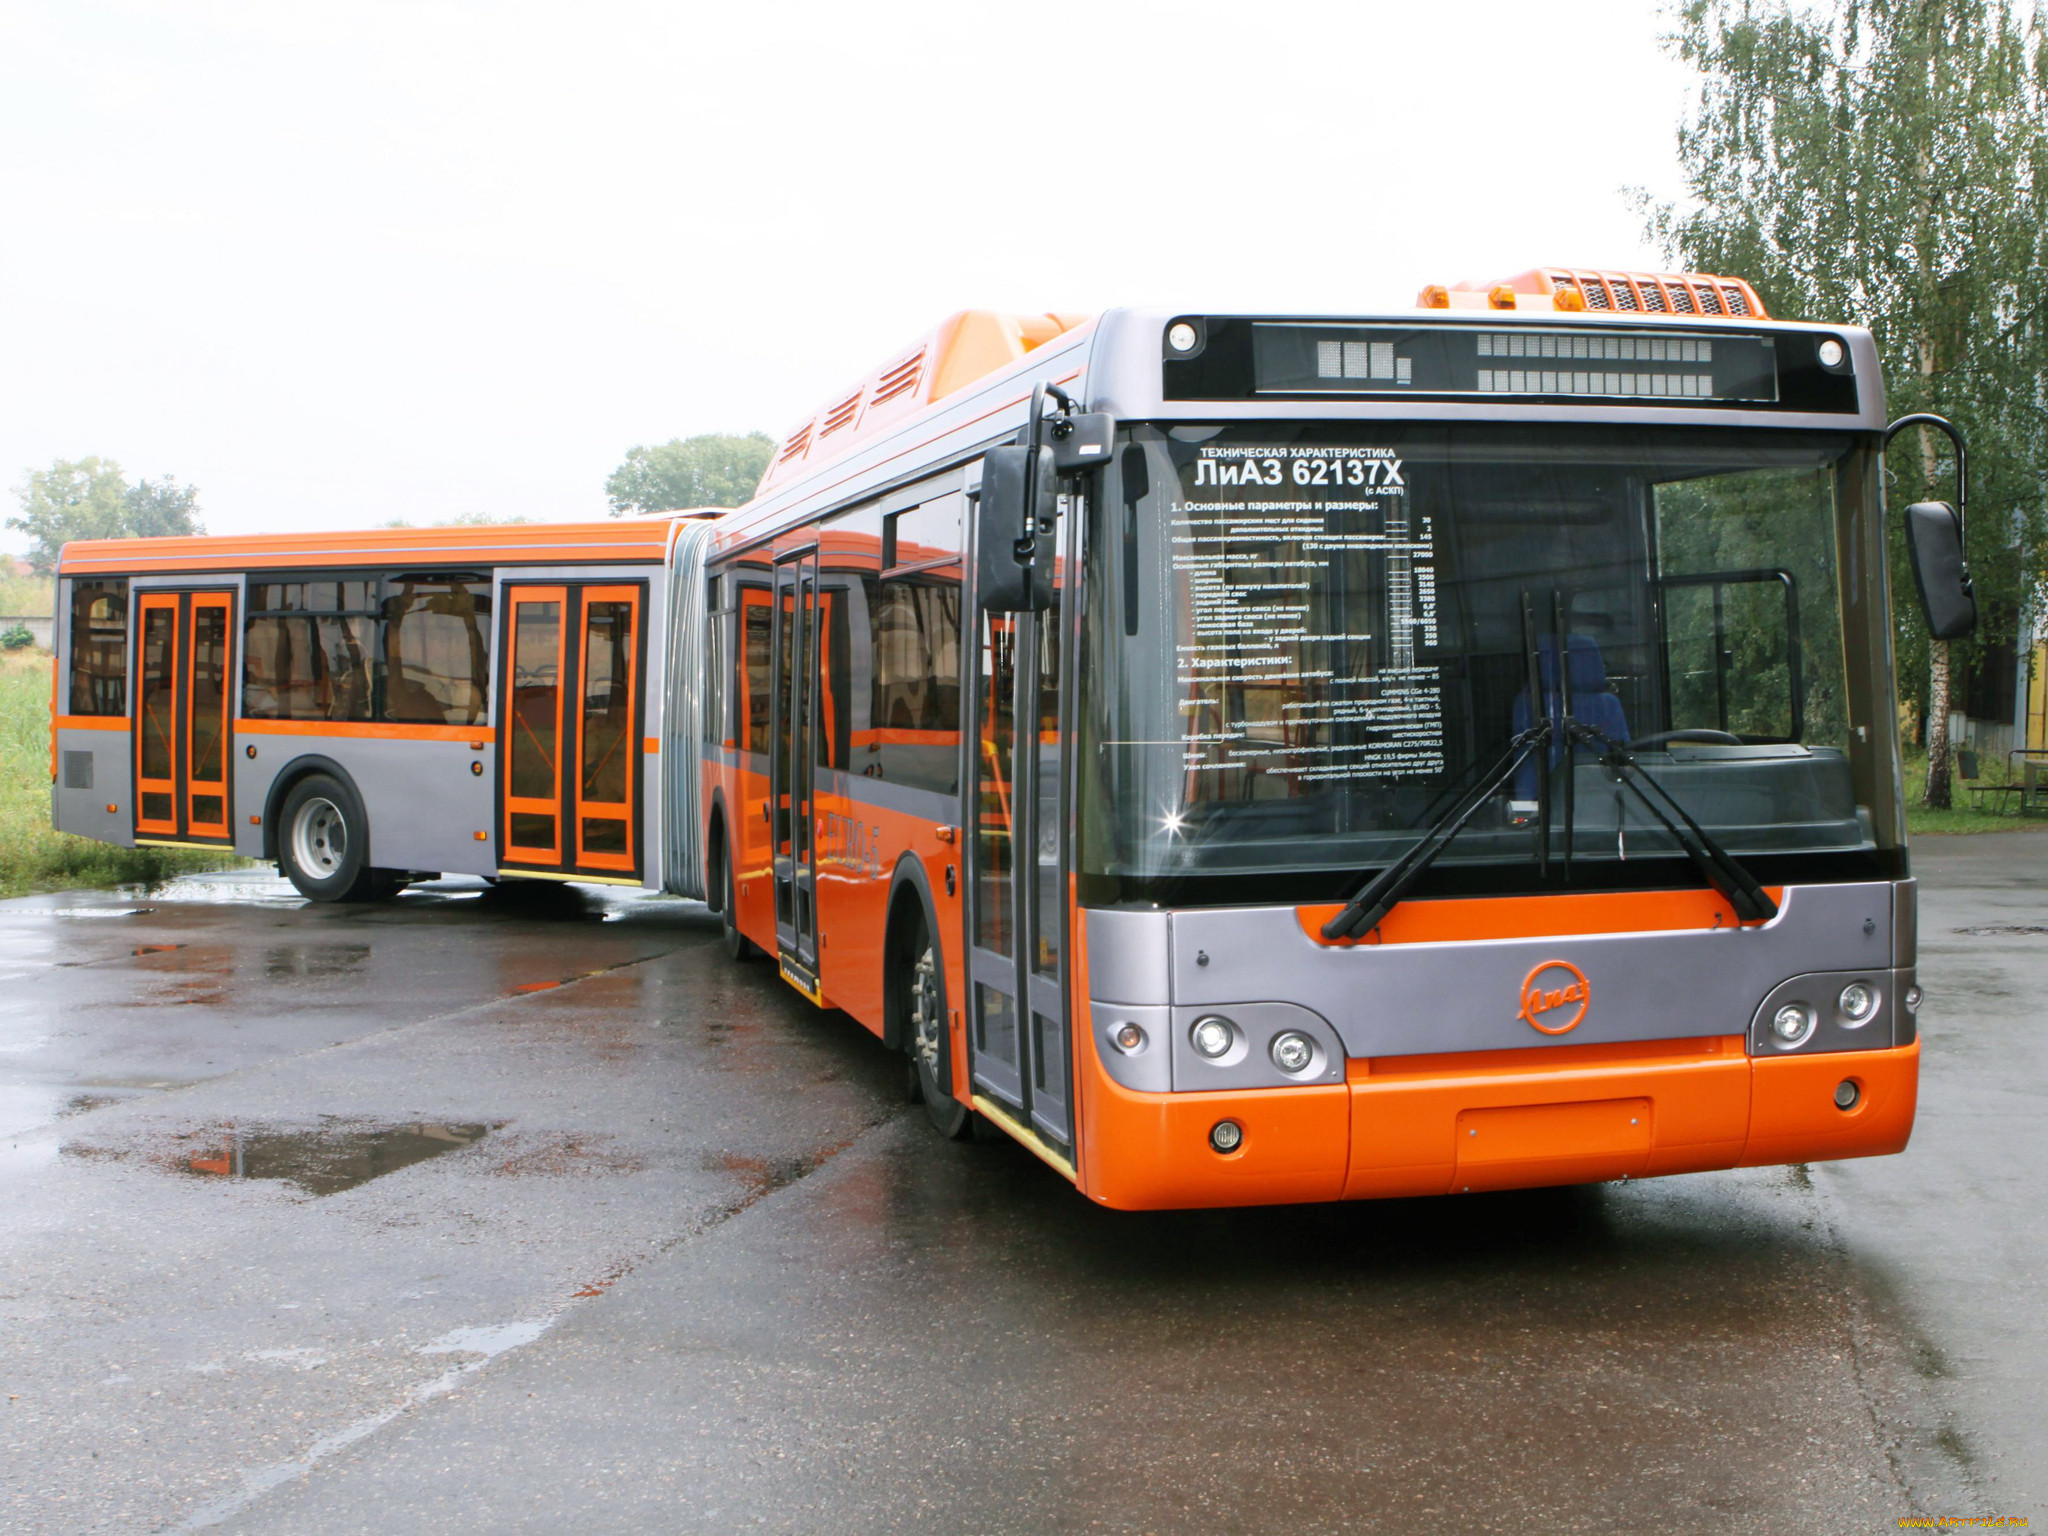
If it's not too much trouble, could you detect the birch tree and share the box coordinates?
[1647,0,2048,807]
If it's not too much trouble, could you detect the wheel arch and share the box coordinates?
[881,852,945,1054]
[262,756,371,866]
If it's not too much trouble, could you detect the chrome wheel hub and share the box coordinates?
[290,797,346,879]
[910,946,942,1076]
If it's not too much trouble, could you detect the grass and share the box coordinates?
[0,649,244,898]
[1901,745,2048,837]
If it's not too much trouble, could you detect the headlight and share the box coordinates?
[1209,1120,1243,1153]
[1837,982,1877,1024]
[1190,1016,1235,1059]
[1771,1003,1815,1045]
[1270,1031,1315,1074]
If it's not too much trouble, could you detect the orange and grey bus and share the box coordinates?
[52,269,1976,1210]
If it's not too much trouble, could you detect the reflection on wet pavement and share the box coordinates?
[178,1121,493,1195]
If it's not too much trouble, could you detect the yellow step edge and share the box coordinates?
[971,1094,1077,1183]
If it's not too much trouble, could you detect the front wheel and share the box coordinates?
[902,912,969,1139]
[277,774,399,903]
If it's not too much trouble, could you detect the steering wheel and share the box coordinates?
[1629,729,1746,750]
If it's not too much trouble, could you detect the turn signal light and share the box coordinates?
[473,831,488,841]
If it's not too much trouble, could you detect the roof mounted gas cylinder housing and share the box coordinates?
[757,310,1092,498]
[1418,267,1768,319]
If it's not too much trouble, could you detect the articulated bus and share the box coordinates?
[52,269,1976,1210]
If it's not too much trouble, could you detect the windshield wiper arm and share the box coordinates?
[1569,724,1779,923]
[1320,722,1553,942]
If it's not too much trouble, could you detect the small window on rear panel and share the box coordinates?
[67,578,129,716]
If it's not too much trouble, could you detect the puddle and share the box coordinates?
[1952,923,2048,936]
[39,907,154,919]
[264,944,370,979]
[180,1121,494,1195]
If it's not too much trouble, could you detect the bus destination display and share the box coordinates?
[1250,323,1780,403]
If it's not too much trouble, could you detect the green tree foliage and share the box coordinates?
[6,459,205,574]
[605,432,773,516]
[1647,0,2048,807]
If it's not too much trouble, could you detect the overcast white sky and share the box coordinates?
[0,0,1700,545]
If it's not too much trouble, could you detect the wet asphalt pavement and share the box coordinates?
[0,843,2042,1535]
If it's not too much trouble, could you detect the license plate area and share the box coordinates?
[1454,1096,1652,1191]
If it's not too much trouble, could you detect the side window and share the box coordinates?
[382,576,491,724]
[66,578,129,716]
[815,584,851,771]
[704,576,729,747]
[242,578,376,722]
[865,574,962,793]
[739,582,772,754]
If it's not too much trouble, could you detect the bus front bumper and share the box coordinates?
[1078,1035,1918,1211]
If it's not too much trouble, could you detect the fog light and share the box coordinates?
[1270,1031,1315,1074]
[1112,1022,1146,1054]
[1904,985,1922,1013]
[1191,1016,1235,1059]
[1168,322,1199,352]
[1834,1078,1861,1110]
[1209,1119,1243,1153]
[1837,981,1877,1024]
[1771,1003,1814,1045]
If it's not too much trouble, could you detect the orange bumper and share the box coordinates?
[1078,1035,1919,1211]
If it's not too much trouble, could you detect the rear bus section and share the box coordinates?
[51,520,717,903]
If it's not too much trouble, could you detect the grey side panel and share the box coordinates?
[1085,908,1173,1006]
[1089,1003,1171,1093]
[1893,877,1916,966]
[1893,967,1918,1046]
[238,736,497,878]
[1169,883,1896,1059]
[52,728,132,848]
[661,521,713,898]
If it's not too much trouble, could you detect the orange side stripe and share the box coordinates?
[1298,886,1785,946]
[236,719,491,744]
[53,715,132,732]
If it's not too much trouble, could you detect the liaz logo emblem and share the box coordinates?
[1518,960,1590,1035]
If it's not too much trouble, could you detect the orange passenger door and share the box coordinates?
[133,589,235,847]
[498,582,645,883]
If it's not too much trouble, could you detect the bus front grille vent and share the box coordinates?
[1720,284,1753,315]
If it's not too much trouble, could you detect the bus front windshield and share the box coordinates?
[1077,423,1901,906]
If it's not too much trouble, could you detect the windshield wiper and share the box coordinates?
[1322,588,1556,943]
[1320,721,1553,942]
[1565,722,1779,923]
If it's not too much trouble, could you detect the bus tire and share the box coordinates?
[900,907,970,1139]
[719,831,756,961]
[277,773,389,903]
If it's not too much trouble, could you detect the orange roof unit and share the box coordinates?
[1418,267,1767,320]
[57,518,673,576]
[758,309,1091,496]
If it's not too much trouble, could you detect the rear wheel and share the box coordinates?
[901,909,969,1139]
[278,774,401,903]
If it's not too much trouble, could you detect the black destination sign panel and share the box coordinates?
[1251,323,1779,403]
[1158,317,1861,414]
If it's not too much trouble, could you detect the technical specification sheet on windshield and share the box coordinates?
[1173,443,1444,785]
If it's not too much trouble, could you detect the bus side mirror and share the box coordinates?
[1904,500,1976,640]
[976,444,1056,613]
